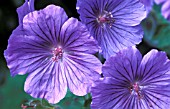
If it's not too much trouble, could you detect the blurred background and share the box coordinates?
[0,0,170,109]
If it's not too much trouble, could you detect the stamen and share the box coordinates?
[52,47,63,62]
[97,10,115,27]
[129,82,143,99]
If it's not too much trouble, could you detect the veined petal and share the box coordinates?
[100,25,143,58]
[5,5,66,101]
[139,51,170,109]
[111,0,146,26]
[91,77,138,109]
[5,5,68,76]
[102,46,142,83]
[60,17,99,54]
[4,26,51,76]
[76,0,146,58]
[63,53,102,96]
[92,47,170,108]
[23,5,68,45]
[24,61,67,103]
[139,49,170,86]
[5,4,103,104]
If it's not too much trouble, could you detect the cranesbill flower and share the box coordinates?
[91,46,170,109]
[17,0,35,24]
[4,5,102,104]
[76,0,147,59]
[155,0,170,21]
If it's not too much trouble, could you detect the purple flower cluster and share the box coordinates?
[4,0,170,108]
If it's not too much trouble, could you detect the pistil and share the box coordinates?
[97,10,115,27]
[52,47,63,62]
[129,82,143,99]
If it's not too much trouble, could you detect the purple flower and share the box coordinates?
[4,5,102,103]
[140,0,154,13]
[155,0,170,21]
[91,46,170,109]
[17,0,35,24]
[76,0,147,59]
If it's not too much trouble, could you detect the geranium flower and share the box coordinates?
[4,5,102,104]
[91,46,170,109]
[76,0,147,59]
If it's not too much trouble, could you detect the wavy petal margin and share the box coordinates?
[17,0,35,24]
[5,5,102,103]
[91,47,170,108]
[76,0,146,58]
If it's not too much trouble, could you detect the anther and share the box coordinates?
[52,47,63,62]
[129,82,143,99]
[97,11,115,27]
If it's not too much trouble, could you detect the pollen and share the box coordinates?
[129,82,143,99]
[97,10,115,27]
[52,47,63,62]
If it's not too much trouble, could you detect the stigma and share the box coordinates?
[52,47,63,62]
[97,10,115,27]
[129,82,143,99]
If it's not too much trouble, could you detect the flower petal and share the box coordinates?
[23,5,68,45]
[102,46,142,83]
[112,0,146,26]
[60,17,99,54]
[100,25,143,58]
[154,0,166,4]
[92,47,170,108]
[139,49,170,86]
[161,1,170,20]
[76,0,146,58]
[4,26,51,76]
[24,62,67,103]
[91,77,137,109]
[17,0,35,24]
[139,0,153,13]
[5,4,103,104]
[63,53,102,96]
[4,5,68,76]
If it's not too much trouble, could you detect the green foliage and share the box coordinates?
[0,62,91,109]
[142,4,170,55]
[21,90,91,109]
[0,68,32,109]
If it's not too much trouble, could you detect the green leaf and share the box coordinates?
[0,55,89,109]
[0,72,32,109]
[142,4,170,55]
[57,90,87,109]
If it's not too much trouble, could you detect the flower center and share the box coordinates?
[129,82,143,99]
[97,10,115,27]
[52,47,63,62]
